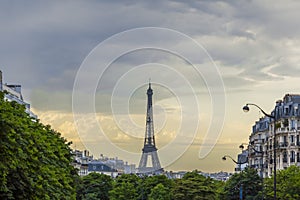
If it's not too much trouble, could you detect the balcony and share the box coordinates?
[277,127,289,133]
[279,142,288,148]
[251,164,263,169]
[290,143,295,147]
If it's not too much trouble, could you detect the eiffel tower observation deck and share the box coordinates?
[137,82,163,175]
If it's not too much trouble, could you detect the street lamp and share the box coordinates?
[240,142,264,179]
[243,103,277,200]
[239,143,263,154]
[222,155,248,173]
[239,143,247,150]
[223,155,246,200]
[222,155,248,164]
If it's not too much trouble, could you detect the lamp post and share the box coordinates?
[222,155,248,164]
[240,142,264,178]
[222,155,249,200]
[222,155,248,172]
[243,103,277,200]
[240,143,263,153]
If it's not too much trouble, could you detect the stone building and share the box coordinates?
[248,94,300,178]
[0,70,37,118]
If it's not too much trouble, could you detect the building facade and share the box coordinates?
[0,70,37,118]
[248,116,270,178]
[72,149,94,176]
[248,94,300,178]
[72,149,137,176]
[88,161,118,178]
[235,150,249,172]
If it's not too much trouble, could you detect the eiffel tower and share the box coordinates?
[137,82,163,174]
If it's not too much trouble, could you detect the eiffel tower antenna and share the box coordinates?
[137,81,163,175]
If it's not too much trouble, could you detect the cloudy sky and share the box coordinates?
[2,0,300,172]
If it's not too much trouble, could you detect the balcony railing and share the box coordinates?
[277,127,289,133]
[279,142,288,148]
[250,164,263,168]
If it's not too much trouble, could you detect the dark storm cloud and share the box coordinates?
[1,0,300,111]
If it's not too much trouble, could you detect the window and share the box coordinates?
[291,120,295,129]
[283,152,287,163]
[291,151,295,163]
[284,136,287,146]
[291,135,295,143]
[285,107,289,115]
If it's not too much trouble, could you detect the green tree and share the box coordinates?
[148,183,171,200]
[110,181,137,200]
[172,170,221,200]
[264,165,300,199]
[77,172,112,200]
[222,167,262,200]
[0,92,77,199]
[142,175,173,199]
[109,174,140,200]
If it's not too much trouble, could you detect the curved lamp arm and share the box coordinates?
[240,143,263,154]
[222,155,248,165]
[239,143,248,150]
[243,103,275,119]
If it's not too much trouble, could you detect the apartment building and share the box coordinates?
[72,149,93,176]
[248,94,300,178]
[0,70,37,118]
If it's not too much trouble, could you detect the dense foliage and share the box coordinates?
[77,171,223,200]
[0,92,77,199]
[221,167,263,200]
[109,174,140,200]
[172,171,223,200]
[77,172,112,200]
[263,165,300,199]
[75,166,300,200]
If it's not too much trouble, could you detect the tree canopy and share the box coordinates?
[172,170,223,200]
[77,172,112,200]
[148,183,171,200]
[222,167,262,200]
[264,165,300,199]
[0,92,77,199]
[109,174,139,200]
